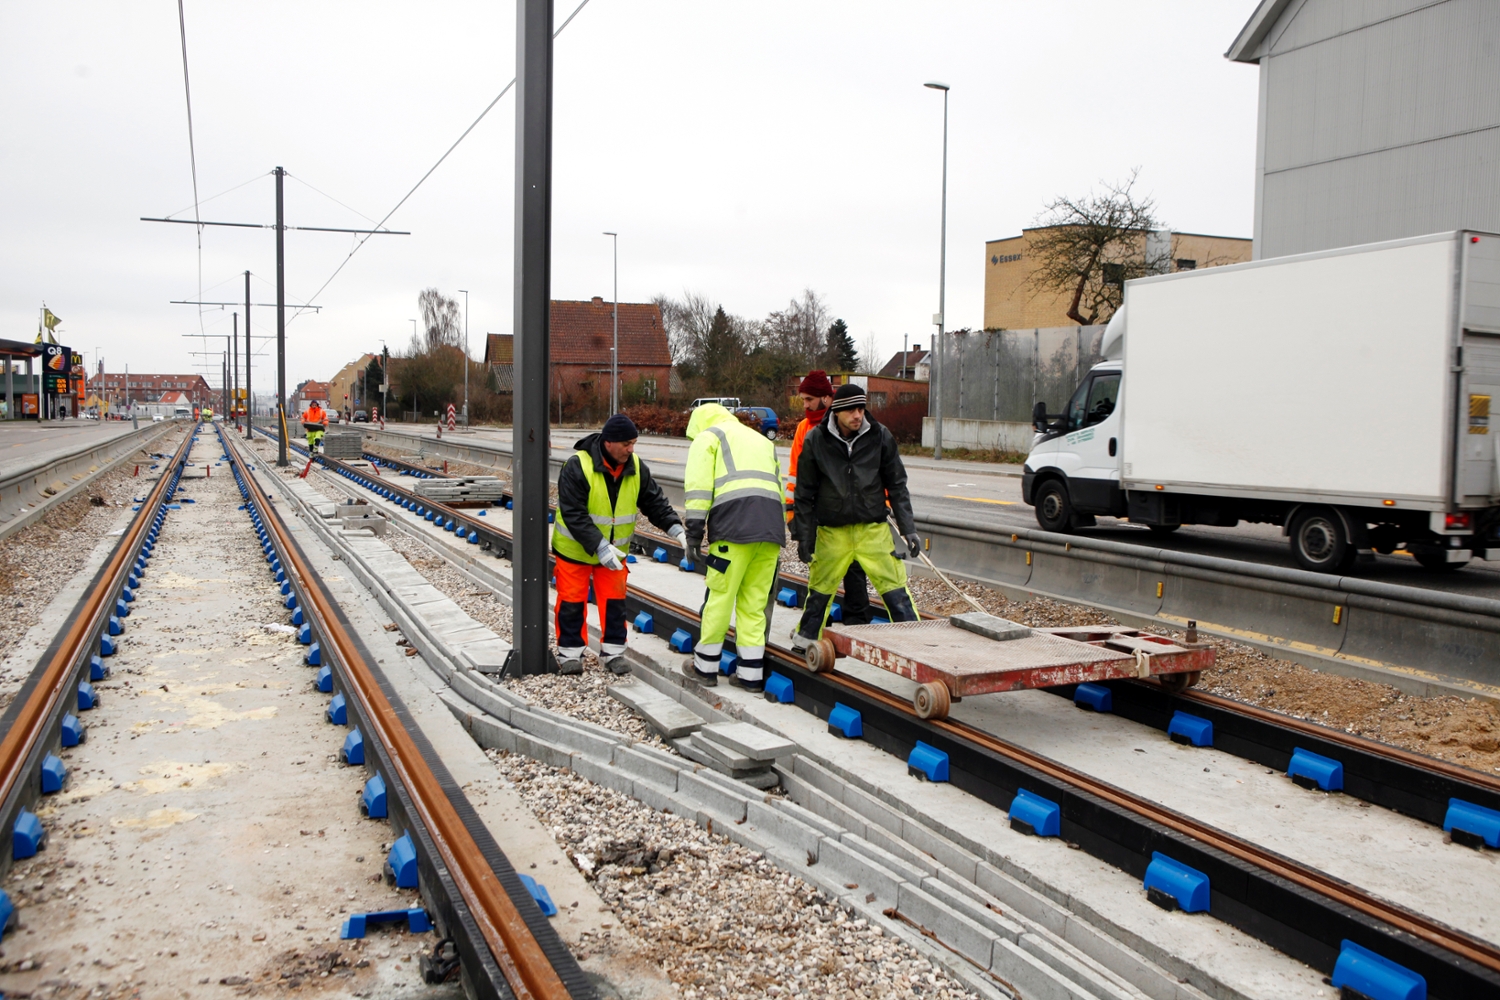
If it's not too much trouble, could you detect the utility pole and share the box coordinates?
[514,0,555,674]
[244,271,253,439]
[924,82,951,460]
[275,166,288,465]
[231,312,239,426]
[459,289,470,426]
[604,231,618,414]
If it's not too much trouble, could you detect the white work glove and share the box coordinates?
[596,538,624,572]
[667,524,687,544]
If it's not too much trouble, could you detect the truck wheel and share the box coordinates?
[1412,549,1468,572]
[1289,507,1355,573]
[1034,480,1074,533]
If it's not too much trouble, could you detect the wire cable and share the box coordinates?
[175,0,206,340]
[290,0,593,321]
[286,173,381,226]
[161,171,270,221]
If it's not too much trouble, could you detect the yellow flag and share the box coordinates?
[43,308,61,331]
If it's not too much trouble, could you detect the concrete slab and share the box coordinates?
[699,720,796,760]
[607,681,705,738]
[682,733,758,771]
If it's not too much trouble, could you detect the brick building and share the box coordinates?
[87,373,214,411]
[484,297,674,409]
[290,380,330,417]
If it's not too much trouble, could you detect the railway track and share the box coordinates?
[297,439,1500,997]
[0,422,596,999]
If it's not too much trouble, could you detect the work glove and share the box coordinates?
[667,524,687,545]
[904,533,922,559]
[797,536,814,566]
[685,522,704,554]
[596,539,624,572]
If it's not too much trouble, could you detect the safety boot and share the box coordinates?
[794,591,833,647]
[682,658,717,686]
[604,654,631,676]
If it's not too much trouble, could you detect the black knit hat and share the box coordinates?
[600,413,638,442]
[829,383,868,412]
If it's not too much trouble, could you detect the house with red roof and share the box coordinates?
[485,297,673,408]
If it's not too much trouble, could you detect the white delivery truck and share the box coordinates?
[1022,231,1500,573]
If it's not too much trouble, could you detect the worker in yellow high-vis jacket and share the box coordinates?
[682,403,785,691]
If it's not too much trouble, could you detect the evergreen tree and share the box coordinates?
[701,306,745,387]
[824,318,858,371]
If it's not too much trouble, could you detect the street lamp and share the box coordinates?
[925,80,950,461]
[459,289,469,426]
[603,232,618,414]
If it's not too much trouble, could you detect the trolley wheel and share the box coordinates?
[805,638,837,673]
[913,681,951,721]
[1158,671,1201,694]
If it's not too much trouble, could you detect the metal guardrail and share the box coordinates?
[0,421,178,540]
[360,428,1500,697]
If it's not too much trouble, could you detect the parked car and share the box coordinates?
[353,409,369,423]
[688,396,741,412]
[735,406,780,439]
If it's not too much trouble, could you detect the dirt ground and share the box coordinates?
[908,576,1500,778]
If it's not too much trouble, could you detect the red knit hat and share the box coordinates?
[798,370,833,397]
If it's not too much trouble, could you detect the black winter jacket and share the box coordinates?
[792,411,915,541]
[555,433,681,563]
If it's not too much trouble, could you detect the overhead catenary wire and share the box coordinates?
[174,0,206,342]
[290,0,593,321]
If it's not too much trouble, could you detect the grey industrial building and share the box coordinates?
[1229,0,1500,259]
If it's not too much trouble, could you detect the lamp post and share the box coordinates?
[459,289,469,426]
[925,80,950,461]
[603,232,618,414]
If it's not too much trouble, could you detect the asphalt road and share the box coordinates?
[375,423,1500,599]
[0,419,145,480]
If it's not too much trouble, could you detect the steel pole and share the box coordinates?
[607,232,618,414]
[244,271,253,438]
[275,166,288,466]
[231,311,239,425]
[460,289,470,426]
[514,0,554,674]
[934,88,948,460]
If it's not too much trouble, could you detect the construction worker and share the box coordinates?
[786,371,871,626]
[792,383,921,648]
[303,400,328,452]
[683,403,785,691]
[553,414,685,675]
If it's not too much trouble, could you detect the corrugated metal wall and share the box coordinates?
[1256,0,1500,258]
[935,326,1105,422]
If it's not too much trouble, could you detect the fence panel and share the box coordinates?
[937,325,1104,422]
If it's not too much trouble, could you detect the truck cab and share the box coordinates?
[1023,361,1124,532]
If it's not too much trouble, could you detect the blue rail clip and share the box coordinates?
[669,629,695,653]
[1143,852,1210,913]
[777,587,801,608]
[632,611,654,634]
[764,672,795,704]
[40,754,66,794]
[60,714,84,747]
[89,654,108,681]
[315,665,333,693]
[1073,683,1112,712]
[12,810,44,859]
[829,602,843,623]
[827,703,863,739]
[1167,711,1213,747]
[385,833,418,887]
[519,874,557,916]
[1332,940,1426,1000]
[305,642,322,667]
[362,774,388,819]
[1288,747,1343,792]
[77,682,98,711]
[907,741,949,782]
[341,728,365,765]
[327,693,348,726]
[1008,789,1061,838]
[719,651,739,676]
[341,907,431,939]
[1443,798,1500,849]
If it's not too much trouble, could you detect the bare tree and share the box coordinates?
[415,288,463,353]
[653,291,717,366]
[1024,170,1166,326]
[762,289,831,366]
[858,333,883,375]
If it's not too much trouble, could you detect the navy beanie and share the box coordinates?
[601,413,638,442]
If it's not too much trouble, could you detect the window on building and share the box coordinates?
[643,379,657,401]
[897,392,923,404]
[1102,263,1126,287]
[1175,259,1197,271]
[868,391,888,409]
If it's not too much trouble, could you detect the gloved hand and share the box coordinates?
[685,522,704,554]
[797,536,814,565]
[596,539,624,572]
[904,533,922,559]
[667,523,687,545]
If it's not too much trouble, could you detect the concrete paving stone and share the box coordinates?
[790,752,853,801]
[443,625,496,646]
[768,796,845,841]
[969,862,1071,936]
[612,745,682,790]
[815,836,906,910]
[689,761,779,799]
[902,816,981,882]
[786,775,871,840]
[860,822,942,878]
[568,753,636,798]
[630,778,681,815]
[896,879,1001,971]
[698,721,796,760]
[676,769,749,823]
[514,728,573,769]
[417,600,472,630]
[449,670,514,723]
[605,679,676,714]
[745,799,827,863]
[438,689,474,730]
[920,876,1024,943]
[993,938,1104,1000]
[1017,933,1140,1000]
[838,832,931,887]
[1054,915,1209,1000]
[525,704,632,748]
[718,815,780,858]
[608,678,709,737]
[458,640,513,674]
[838,775,910,837]
[467,708,519,754]
[510,708,619,762]
[672,736,748,776]
[684,732,760,771]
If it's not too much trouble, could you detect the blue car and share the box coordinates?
[735,406,780,439]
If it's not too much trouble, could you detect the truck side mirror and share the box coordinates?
[1032,400,1048,431]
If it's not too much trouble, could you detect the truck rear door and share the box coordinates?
[1460,234,1500,506]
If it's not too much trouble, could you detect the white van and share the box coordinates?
[688,397,741,411]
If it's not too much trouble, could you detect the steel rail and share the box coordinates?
[0,424,195,859]
[225,431,572,1000]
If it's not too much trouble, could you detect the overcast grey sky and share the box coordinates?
[0,2,1260,392]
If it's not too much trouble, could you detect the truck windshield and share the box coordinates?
[1067,373,1120,430]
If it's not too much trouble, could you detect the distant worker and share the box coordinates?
[791,383,921,649]
[303,400,328,452]
[786,371,871,627]
[553,414,685,675]
[682,403,785,691]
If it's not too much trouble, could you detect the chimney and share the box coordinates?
[591,296,604,305]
